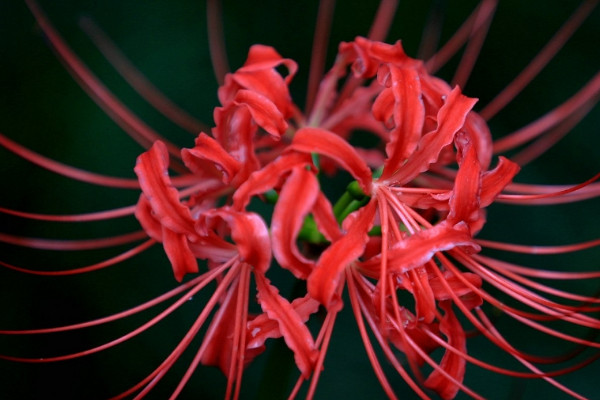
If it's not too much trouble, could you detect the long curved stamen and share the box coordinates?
[480,0,599,120]
[473,254,600,280]
[417,0,444,60]
[207,0,230,86]
[443,252,600,350]
[351,270,433,399]
[425,0,497,73]
[79,17,209,134]
[367,0,399,42]
[450,0,497,89]
[493,71,600,154]
[107,260,240,399]
[232,267,251,400]
[0,230,146,250]
[0,239,154,276]
[305,0,336,114]
[0,266,214,335]
[431,262,591,399]
[167,266,246,400]
[422,165,600,205]
[303,304,339,400]
[510,99,597,166]
[376,190,391,326]
[476,238,600,255]
[0,204,136,222]
[0,133,139,189]
[330,0,399,111]
[0,133,209,191]
[472,254,600,307]
[476,309,589,400]
[387,311,484,399]
[456,252,600,327]
[345,269,398,400]
[24,0,185,167]
[0,260,234,364]
[422,328,600,379]
[497,173,600,204]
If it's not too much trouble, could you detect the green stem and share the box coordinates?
[332,191,354,223]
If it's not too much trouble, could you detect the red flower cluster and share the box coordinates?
[128,36,575,399]
[1,1,600,399]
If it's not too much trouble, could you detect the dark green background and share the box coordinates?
[0,1,598,399]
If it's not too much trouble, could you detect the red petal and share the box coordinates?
[232,152,312,210]
[379,67,425,180]
[340,37,416,78]
[308,201,377,310]
[200,280,240,376]
[448,133,482,225]
[247,294,320,350]
[424,301,467,400]
[272,167,318,279]
[463,112,492,169]
[202,209,271,273]
[134,141,195,236]
[211,105,261,180]
[134,195,163,241]
[219,45,297,116]
[240,44,298,84]
[480,156,520,207]
[181,133,241,184]
[290,127,372,193]
[254,274,318,378]
[360,221,480,276]
[188,236,237,263]
[429,271,483,310]
[162,227,198,282]
[233,89,288,137]
[312,192,342,241]
[385,87,477,185]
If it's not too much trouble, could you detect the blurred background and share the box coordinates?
[0,1,598,398]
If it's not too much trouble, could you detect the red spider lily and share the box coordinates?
[1,1,600,399]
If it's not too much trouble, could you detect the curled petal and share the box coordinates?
[232,152,312,210]
[290,127,372,193]
[162,228,198,282]
[134,195,163,241]
[189,236,237,264]
[234,90,288,137]
[379,67,425,180]
[308,201,377,310]
[219,44,297,115]
[464,112,492,169]
[361,221,480,276]
[340,37,415,78]
[424,302,467,400]
[371,86,394,127]
[200,278,241,376]
[254,274,318,378]
[247,294,320,350]
[312,192,342,242]
[134,141,195,236]
[429,271,483,310]
[480,156,520,207]
[385,87,478,185]
[272,167,319,279]
[211,105,260,177]
[448,133,482,225]
[202,209,271,273]
[240,44,298,84]
[182,133,241,184]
